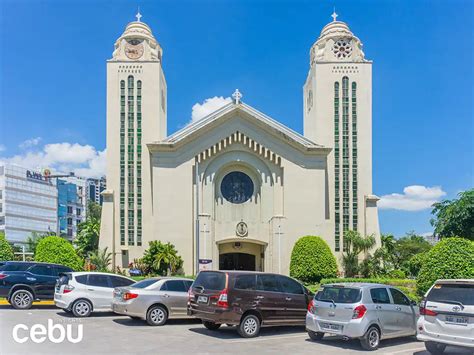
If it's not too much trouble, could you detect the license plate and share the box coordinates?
[445,315,468,325]
[197,296,208,304]
[320,322,342,331]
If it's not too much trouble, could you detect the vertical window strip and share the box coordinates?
[136,80,142,246]
[120,80,125,246]
[342,77,349,252]
[334,81,340,252]
[351,82,358,230]
[127,76,135,246]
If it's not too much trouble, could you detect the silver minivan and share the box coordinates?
[306,283,418,350]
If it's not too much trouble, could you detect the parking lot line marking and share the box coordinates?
[385,347,426,354]
[227,333,307,343]
[0,300,55,305]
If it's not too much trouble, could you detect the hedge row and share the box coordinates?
[320,278,416,287]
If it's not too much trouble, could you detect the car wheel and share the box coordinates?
[425,341,447,355]
[360,326,380,351]
[72,299,92,317]
[146,305,168,326]
[11,289,34,310]
[308,330,324,341]
[238,314,261,338]
[203,321,221,330]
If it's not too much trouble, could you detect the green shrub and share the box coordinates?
[417,237,474,295]
[142,240,184,276]
[407,252,428,277]
[0,232,14,261]
[290,236,337,283]
[387,269,406,279]
[35,236,83,271]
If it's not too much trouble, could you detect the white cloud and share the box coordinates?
[19,137,42,149]
[0,143,106,178]
[191,96,232,123]
[379,185,446,211]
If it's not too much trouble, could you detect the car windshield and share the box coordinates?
[193,272,226,291]
[131,279,160,289]
[0,263,32,272]
[316,286,361,304]
[427,283,474,306]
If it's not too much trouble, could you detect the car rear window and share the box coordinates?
[194,272,226,290]
[57,274,71,286]
[131,279,160,289]
[427,283,474,306]
[316,286,361,304]
[0,263,32,272]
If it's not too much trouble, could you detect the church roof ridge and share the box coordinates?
[160,101,325,150]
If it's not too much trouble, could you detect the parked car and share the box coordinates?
[188,270,313,338]
[112,277,193,325]
[0,261,73,309]
[54,272,135,317]
[306,283,418,350]
[417,279,474,354]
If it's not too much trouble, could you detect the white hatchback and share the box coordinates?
[417,279,474,353]
[54,272,135,317]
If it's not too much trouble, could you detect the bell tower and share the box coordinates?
[100,12,167,267]
[303,12,380,253]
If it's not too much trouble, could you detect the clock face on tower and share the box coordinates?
[332,38,353,59]
[125,39,144,59]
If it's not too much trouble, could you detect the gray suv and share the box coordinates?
[306,283,418,350]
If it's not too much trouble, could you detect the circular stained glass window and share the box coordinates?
[220,171,254,204]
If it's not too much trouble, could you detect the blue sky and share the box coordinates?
[0,0,472,237]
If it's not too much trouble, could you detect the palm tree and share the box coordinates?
[88,247,112,272]
[342,230,376,277]
[153,243,181,276]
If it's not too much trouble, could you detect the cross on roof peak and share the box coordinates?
[331,9,338,22]
[136,8,142,22]
[232,89,242,104]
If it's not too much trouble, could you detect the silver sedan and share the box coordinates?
[112,277,193,326]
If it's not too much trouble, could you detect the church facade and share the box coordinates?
[99,13,381,276]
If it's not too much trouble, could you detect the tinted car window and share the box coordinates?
[390,288,410,305]
[75,275,88,285]
[88,274,111,288]
[278,276,304,295]
[56,266,72,276]
[427,283,474,306]
[29,265,53,276]
[370,288,391,304]
[111,276,134,288]
[0,263,32,271]
[316,286,361,303]
[194,272,226,290]
[235,274,256,290]
[163,280,187,292]
[183,280,193,290]
[132,279,161,289]
[257,275,281,293]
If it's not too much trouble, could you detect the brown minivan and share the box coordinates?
[187,270,313,337]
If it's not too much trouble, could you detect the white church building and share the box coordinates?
[99,12,381,275]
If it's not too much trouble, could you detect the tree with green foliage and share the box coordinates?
[341,230,376,277]
[417,237,474,295]
[74,202,101,259]
[290,236,338,283]
[373,234,397,273]
[431,189,474,240]
[0,232,14,261]
[89,247,112,272]
[35,236,83,271]
[406,252,428,278]
[394,232,432,273]
[25,231,54,256]
[142,240,183,276]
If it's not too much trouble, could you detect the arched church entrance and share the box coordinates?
[217,241,265,271]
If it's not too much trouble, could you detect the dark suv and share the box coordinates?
[188,270,313,337]
[0,261,73,309]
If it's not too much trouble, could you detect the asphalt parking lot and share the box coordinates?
[0,305,472,355]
